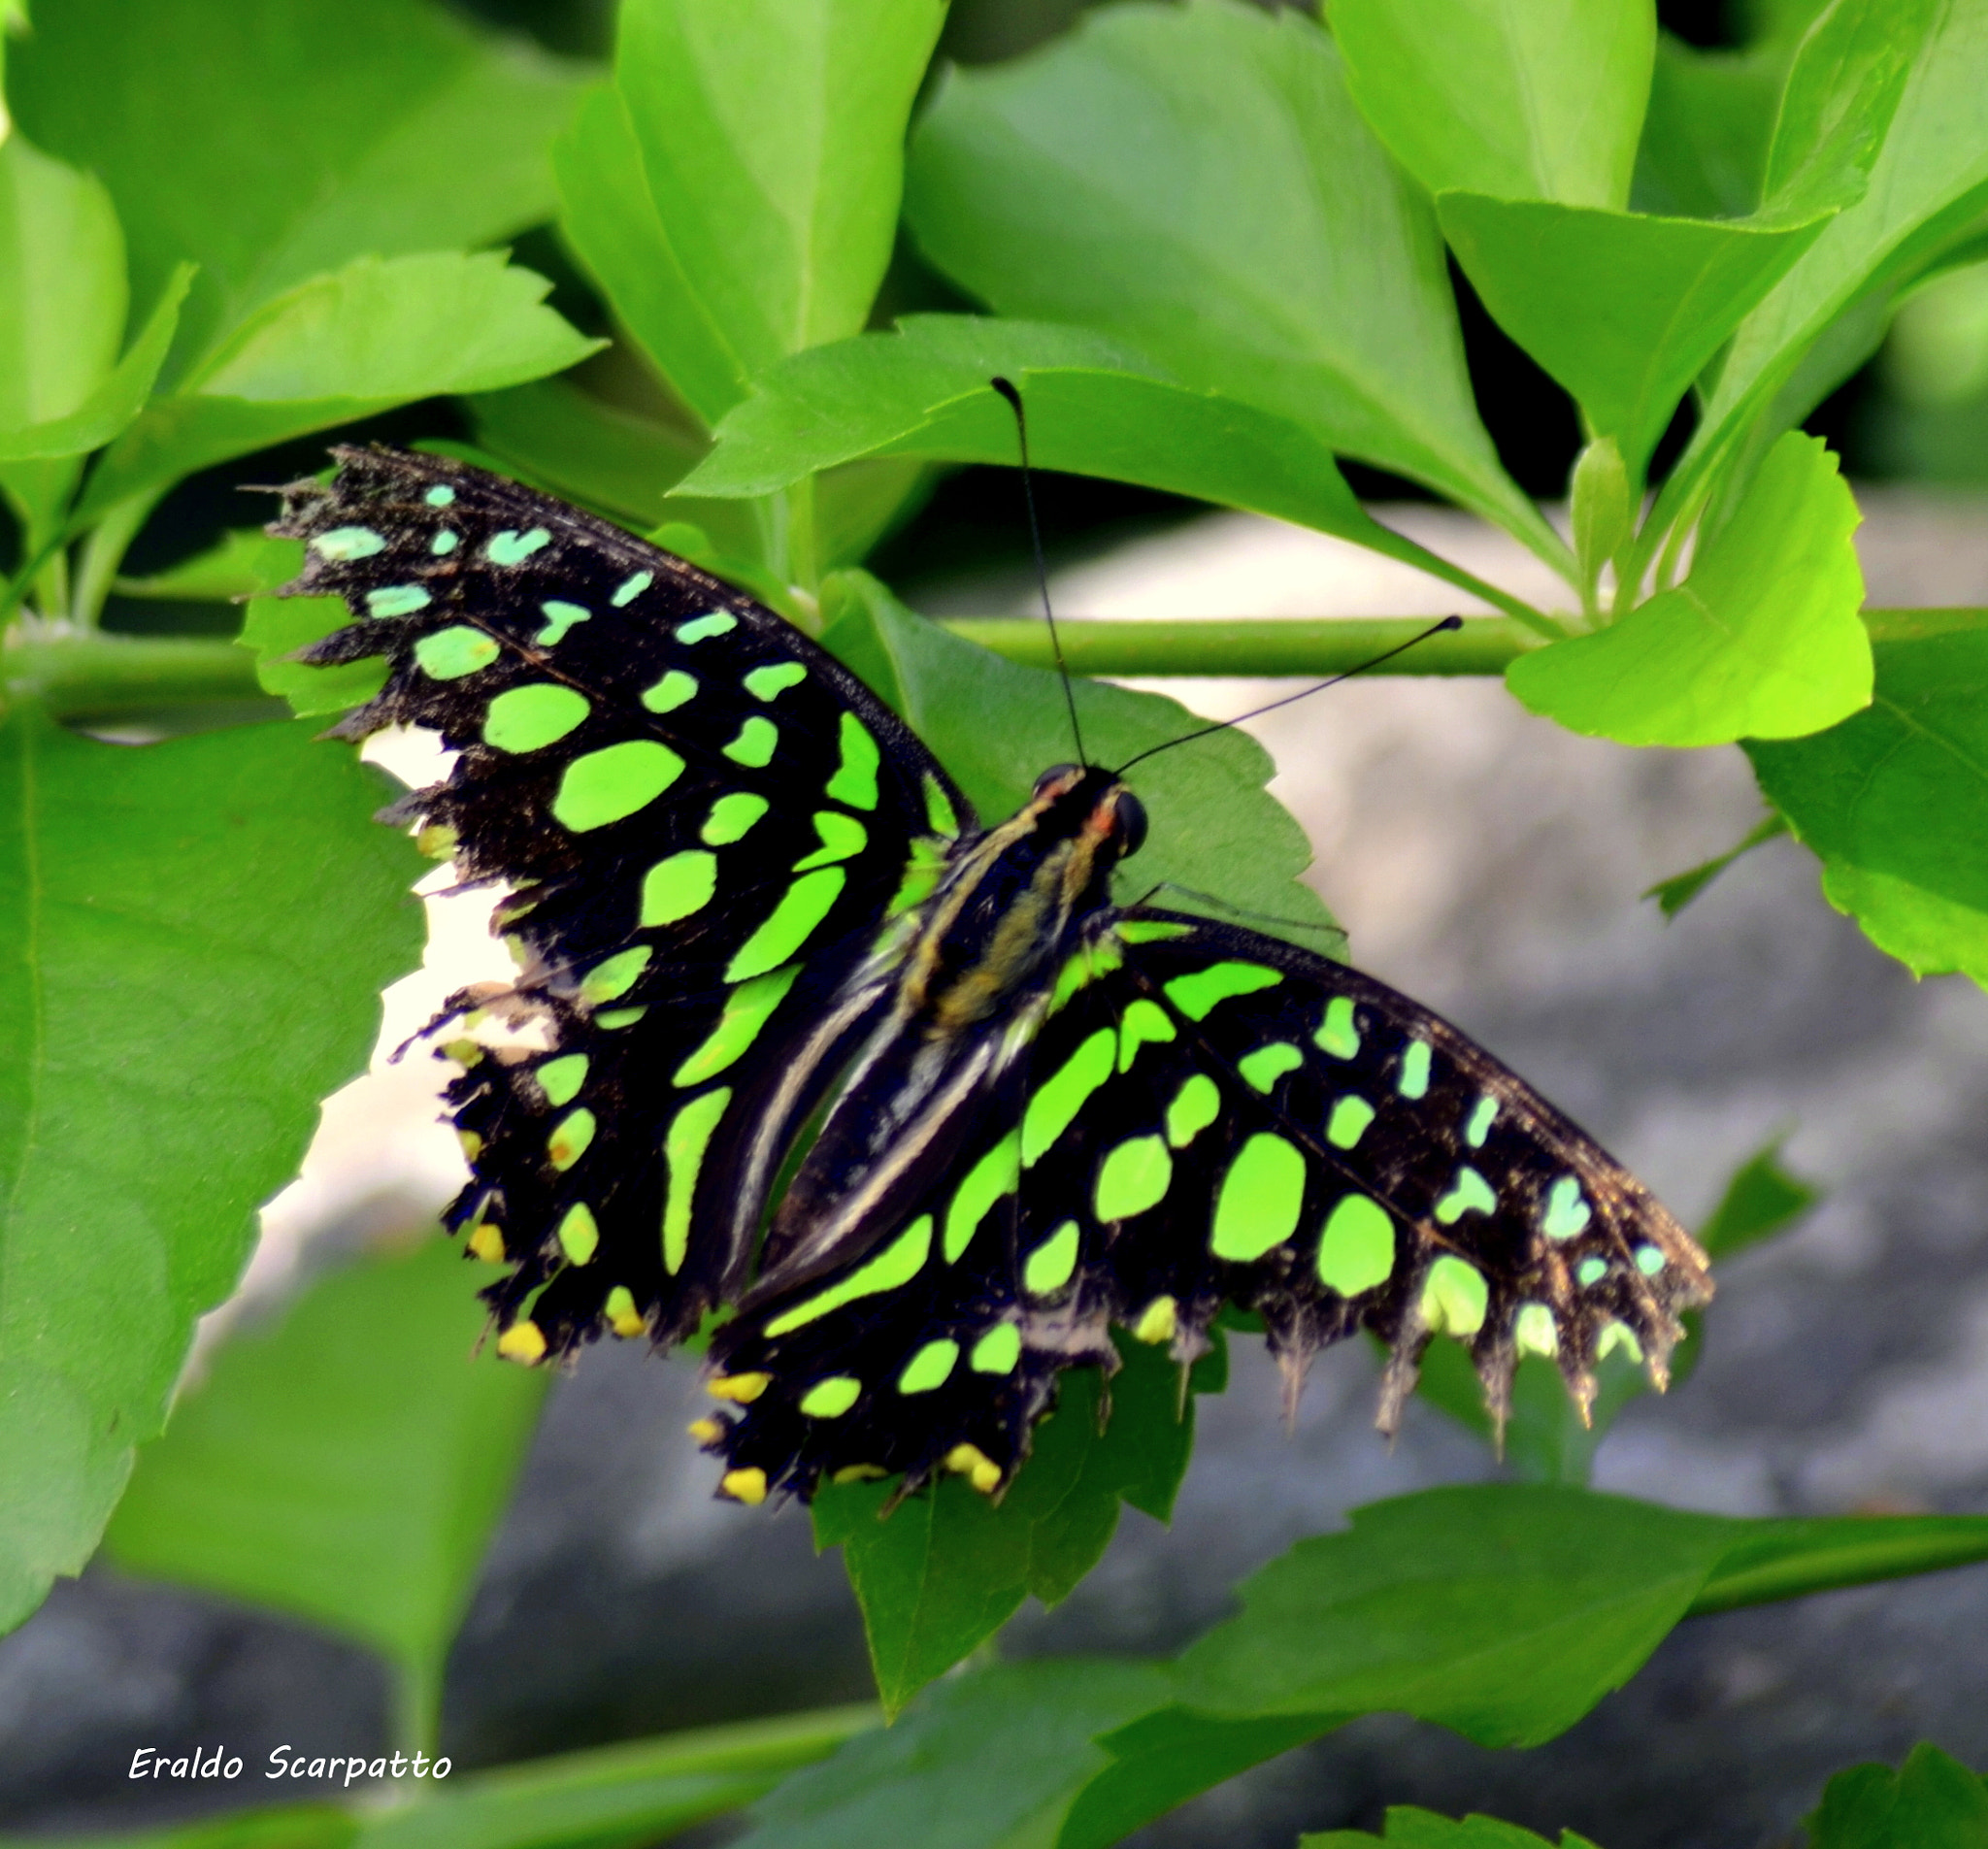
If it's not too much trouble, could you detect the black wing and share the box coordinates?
[275,447,974,1350]
[707,908,1711,1501]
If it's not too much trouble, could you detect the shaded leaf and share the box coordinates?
[683,316,1539,624]
[104,1239,548,1701]
[820,570,1339,941]
[1642,812,1790,917]
[1632,33,1784,220]
[1305,1807,1600,1848]
[811,1337,1204,1717]
[731,1660,1171,1849]
[1746,621,1988,987]
[1508,433,1870,745]
[904,0,1560,565]
[0,710,422,1634]
[1698,1138,1821,1259]
[1806,1743,1988,1849]
[10,0,590,376]
[554,0,944,427]
[82,252,599,516]
[116,528,273,604]
[1333,0,1653,209]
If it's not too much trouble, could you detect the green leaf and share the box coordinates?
[1806,1743,1988,1849]
[1409,1337,1649,1487]
[1632,34,1785,220]
[683,316,1546,626]
[9,0,591,379]
[0,135,125,435]
[1332,0,1654,209]
[820,570,1340,942]
[1746,620,1988,986]
[115,528,274,604]
[1437,193,1830,480]
[1508,432,1870,746]
[555,0,945,427]
[1570,438,1633,604]
[904,0,1561,569]
[0,710,422,1636]
[1641,811,1790,917]
[80,251,600,517]
[731,1659,1172,1849]
[0,263,190,466]
[1658,0,1976,542]
[239,538,392,721]
[1305,1808,1600,1849]
[104,1239,547,1728]
[1698,1136,1821,1258]
[812,1337,1204,1717]
[1175,1486,1740,1744]
[0,1805,356,1849]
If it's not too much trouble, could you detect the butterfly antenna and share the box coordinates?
[1112,614,1464,776]
[991,376,1087,767]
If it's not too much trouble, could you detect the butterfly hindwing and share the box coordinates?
[709,908,1711,1497]
[275,447,974,1348]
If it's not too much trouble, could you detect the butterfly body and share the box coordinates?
[276,447,1711,1508]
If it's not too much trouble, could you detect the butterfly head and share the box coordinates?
[1028,763,1148,863]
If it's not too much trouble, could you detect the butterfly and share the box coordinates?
[277,446,1712,1506]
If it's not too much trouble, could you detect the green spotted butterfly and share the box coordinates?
[279,446,1712,1505]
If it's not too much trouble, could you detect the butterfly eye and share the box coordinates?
[1112,790,1148,856]
[1032,763,1080,799]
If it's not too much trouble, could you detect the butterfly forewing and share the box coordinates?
[276,447,973,1349]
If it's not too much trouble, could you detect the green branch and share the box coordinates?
[4,636,265,721]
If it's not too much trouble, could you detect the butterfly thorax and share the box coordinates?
[750,765,1143,1294]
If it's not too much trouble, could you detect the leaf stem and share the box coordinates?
[1690,1516,1988,1618]
[394,1657,445,1762]
[943,616,1543,677]
[4,634,263,720]
[70,492,158,629]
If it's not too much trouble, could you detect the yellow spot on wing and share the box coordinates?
[720,1468,768,1505]
[707,1371,772,1403]
[497,1321,547,1365]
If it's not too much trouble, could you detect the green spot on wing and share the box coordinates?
[677,611,737,643]
[1023,1221,1080,1295]
[486,526,550,565]
[1237,1040,1303,1093]
[641,850,718,926]
[612,570,653,607]
[312,525,386,560]
[825,711,880,810]
[1165,1073,1221,1148]
[1116,919,1192,943]
[580,945,651,1005]
[944,1132,1019,1263]
[1543,1175,1593,1240]
[1164,960,1281,1021]
[1514,1303,1558,1356]
[923,775,959,838]
[482,683,590,753]
[726,868,846,982]
[424,485,456,508]
[551,741,683,832]
[1116,997,1176,1071]
[702,791,769,843]
[1434,1165,1498,1225]
[663,1089,731,1273]
[1212,1133,1306,1261]
[1326,1094,1375,1149]
[1094,1135,1173,1221]
[793,810,869,870]
[536,599,590,644]
[1465,1094,1498,1146]
[642,670,698,713]
[414,626,499,679]
[1314,994,1360,1059]
[744,661,807,701]
[722,714,779,767]
[557,1203,599,1265]
[537,1054,587,1107]
[1577,1255,1608,1287]
[431,530,458,555]
[897,1338,959,1394]
[1316,1194,1394,1295]
[1421,1255,1488,1337]
[366,584,430,617]
[801,1375,862,1418]
[548,1107,596,1172]
[1398,1038,1433,1099]
[673,965,802,1086]
[1021,1028,1115,1167]
[1636,1243,1666,1275]
[766,1214,933,1335]
[970,1324,1021,1374]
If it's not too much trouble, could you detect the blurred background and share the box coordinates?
[5,1,1988,1846]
